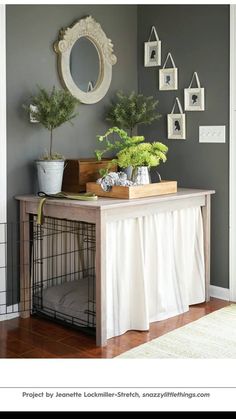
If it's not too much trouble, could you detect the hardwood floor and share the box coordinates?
[0,298,230,358]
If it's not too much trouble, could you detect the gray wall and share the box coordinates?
[138,5,229,288]
[6,4,138,221]
[6,5,230,291]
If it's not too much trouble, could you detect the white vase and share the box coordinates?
[36,160,65,194]
[131,166,151,185]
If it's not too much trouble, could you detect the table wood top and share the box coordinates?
[16,188,215,210]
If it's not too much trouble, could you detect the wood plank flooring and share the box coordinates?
[0,298,230,358]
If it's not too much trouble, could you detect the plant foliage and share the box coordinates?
[23,86,79,160]
[95,126,168,175]
[117,141,168,169]
[95,127,145,161]
[106,91,161,136]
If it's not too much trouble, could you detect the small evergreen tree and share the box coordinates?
[106,91,161,136]
[23,86,79,159]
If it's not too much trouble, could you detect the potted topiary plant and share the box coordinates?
[99,91,161,179]
[106,91,161,136]
[23,86,79,194]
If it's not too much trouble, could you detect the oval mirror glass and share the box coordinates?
[70,37,100,92]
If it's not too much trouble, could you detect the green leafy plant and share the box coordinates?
[98,163,117,178]
[23,86,80,160]
[95,126,145,161]
[95,126,168,176]
[116,142,168,169]
[106,91,161,136]
[95,126,145,176]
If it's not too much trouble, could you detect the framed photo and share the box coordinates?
[159,68,178,90]
[159,52,178,91]
[184,87,205,111]
[144,40,161,67]
[167,113,186,140]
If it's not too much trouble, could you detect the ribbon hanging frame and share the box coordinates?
[159,52,178,91]
[184,72,205,111]
[144,26,161,67]
[167,97,186,140]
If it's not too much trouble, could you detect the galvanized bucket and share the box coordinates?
[131,166,151,185]
[36,160,65,194]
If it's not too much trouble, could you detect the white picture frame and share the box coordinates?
[159,68,178,90]
[144,40,161,67]
[167,113,186,140]
[184,87,205,111]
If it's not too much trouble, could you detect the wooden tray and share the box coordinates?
[86,180,177,199]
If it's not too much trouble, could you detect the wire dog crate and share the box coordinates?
[0,217,96,334]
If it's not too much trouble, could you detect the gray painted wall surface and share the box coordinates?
[6,4,137,221]
[6,5,230,292]
[138,5,229,288]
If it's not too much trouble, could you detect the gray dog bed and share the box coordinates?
[35,277,95,325]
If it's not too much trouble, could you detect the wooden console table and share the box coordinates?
[16,188,215,346]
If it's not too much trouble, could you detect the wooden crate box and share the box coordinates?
[62,158,117,193]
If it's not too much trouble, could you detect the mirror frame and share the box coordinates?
[54,16,117,104]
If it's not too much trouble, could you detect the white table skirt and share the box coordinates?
[106,206,205,339]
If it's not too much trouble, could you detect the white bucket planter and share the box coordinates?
[36,160,65,194]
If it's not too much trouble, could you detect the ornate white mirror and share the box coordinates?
[54,16,117,104]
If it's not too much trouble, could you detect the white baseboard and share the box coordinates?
[0,304,19,321]
[0,312,19,321]
[210,285,230,301]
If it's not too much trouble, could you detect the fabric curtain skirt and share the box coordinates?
[106,207,205,339]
